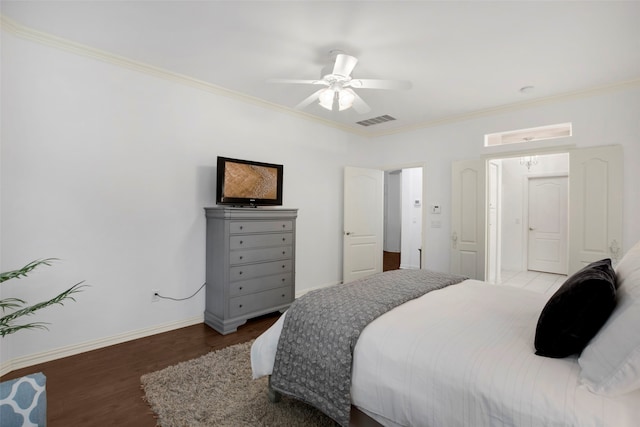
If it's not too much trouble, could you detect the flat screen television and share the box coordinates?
[216,156,283,207]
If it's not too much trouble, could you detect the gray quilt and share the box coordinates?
[269,268,467,426]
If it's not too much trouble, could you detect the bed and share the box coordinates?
[251,241,640,426]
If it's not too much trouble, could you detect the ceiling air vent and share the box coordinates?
[356,115,396,127]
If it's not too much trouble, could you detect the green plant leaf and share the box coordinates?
[0,298,27,312]
[1,263,87,336]
[0,281,86,324]
[0,258,57,283]
[0,323,49,337]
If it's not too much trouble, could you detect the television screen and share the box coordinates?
[216,157,283,206]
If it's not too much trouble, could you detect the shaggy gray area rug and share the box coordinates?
[141,340,338,426]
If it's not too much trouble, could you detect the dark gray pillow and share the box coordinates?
[534,259,617,358]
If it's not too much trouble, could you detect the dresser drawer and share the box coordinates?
[229,273,292,297]
[230,260,292,281]
[230,232,292,250]
[230,246,292,265]
[229,286,292,318]
[230,220,293,234]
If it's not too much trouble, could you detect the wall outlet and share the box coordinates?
[152,289,160,302]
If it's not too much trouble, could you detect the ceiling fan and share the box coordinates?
[268,51,412,114]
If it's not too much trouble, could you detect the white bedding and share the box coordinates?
[251,279,640,426]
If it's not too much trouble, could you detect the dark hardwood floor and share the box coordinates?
[2,313,381,427]
[1,314,280,427]
[383,251,400,271]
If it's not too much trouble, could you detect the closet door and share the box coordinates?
[451,159,486,280]
[527,175,568,274]
[568,145,623,274]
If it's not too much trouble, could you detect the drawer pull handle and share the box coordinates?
[282,224,285,228]
[239,271,243,275]
[282,278,285,282]
[239,256,243,260]
[281,294,285,298]
[239,286,243,290]
[282,251,286,255]
[282,238,286,241]
[239,240,243,245]
[239,226,243,230]
[239,304,243,308]
[282,265,285,268]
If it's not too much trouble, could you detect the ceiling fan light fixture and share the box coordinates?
[338,89,355,111]
[273,51,410,113]
[318,89,335,110]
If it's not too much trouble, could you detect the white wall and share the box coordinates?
[367,86,640,273]
[0,31,366,365]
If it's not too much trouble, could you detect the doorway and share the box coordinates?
[452,146,622,282]
[487,153,569,281]
[384,167,423,271]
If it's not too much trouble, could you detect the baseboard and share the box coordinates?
[0,315,204,377]
[1,282,340,377]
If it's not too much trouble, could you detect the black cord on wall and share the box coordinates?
[155,282,206,302]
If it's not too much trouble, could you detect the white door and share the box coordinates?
[568,145,623,274]
[527,176,568,274]
[451,159,486,280]
[343,167,384,283]
[487,161,501,283]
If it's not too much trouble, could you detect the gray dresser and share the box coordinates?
[204,207,297,334]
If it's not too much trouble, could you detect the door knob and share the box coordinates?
[529,227,536,231]
[345,231,351,236]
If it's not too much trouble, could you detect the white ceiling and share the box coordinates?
[3,0,640,136]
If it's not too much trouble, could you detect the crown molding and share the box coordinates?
[0,15,370,137]
[372,77,640,138]
[2,15,638,139]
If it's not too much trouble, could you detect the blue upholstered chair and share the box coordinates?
[0,372,47,427]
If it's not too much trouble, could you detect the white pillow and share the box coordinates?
[579,241,640,395]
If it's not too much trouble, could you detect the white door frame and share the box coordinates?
[487,160,502,283]
[485,150,569,279]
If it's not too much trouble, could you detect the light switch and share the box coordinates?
[431,205,441,214]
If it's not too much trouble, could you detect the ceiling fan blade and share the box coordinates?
[267,78,325,85]
[351,91,371,114]
[349,79,412,90]
[332,54,358,77]
[295,89,325,110]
